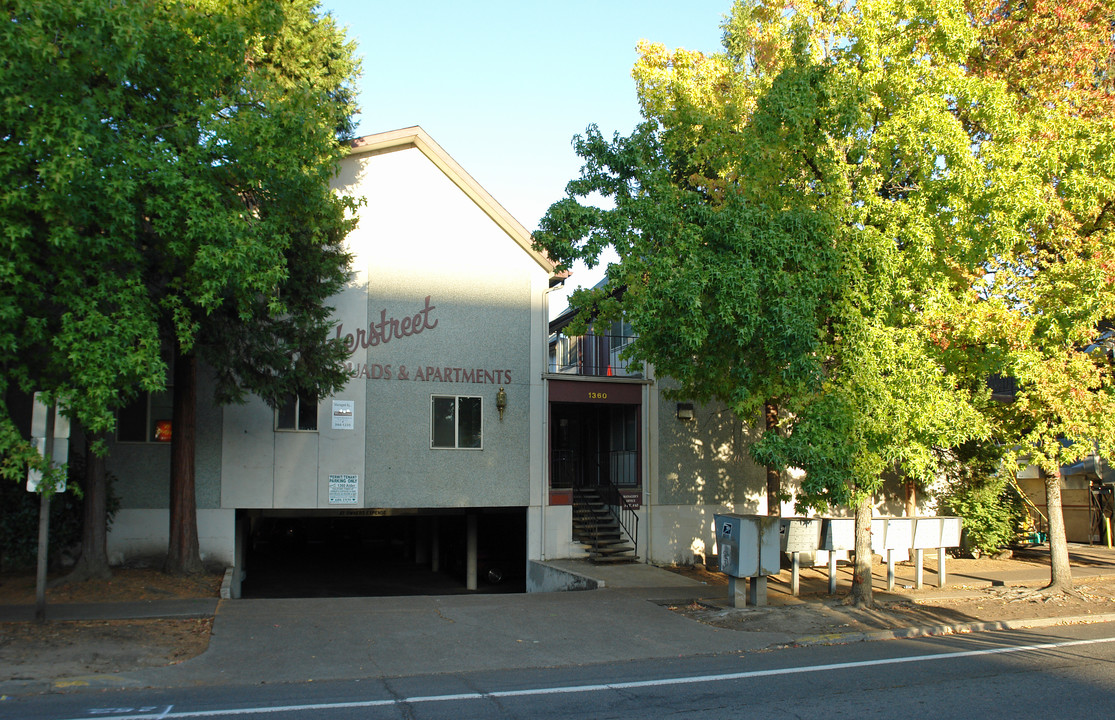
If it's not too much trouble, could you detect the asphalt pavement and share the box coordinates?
[3,544,1115,697]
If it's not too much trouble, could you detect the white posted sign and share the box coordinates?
[331,400,355,430]
[328,474,359,505]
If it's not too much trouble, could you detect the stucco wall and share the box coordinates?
[217,142,548,511]
[107,365,223,510]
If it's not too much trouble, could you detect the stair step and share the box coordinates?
[590,554,637,564]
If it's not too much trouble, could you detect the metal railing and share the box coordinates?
[549,333,641,377]
[599,478,639,559]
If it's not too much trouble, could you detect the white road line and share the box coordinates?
[66,634,1115,720]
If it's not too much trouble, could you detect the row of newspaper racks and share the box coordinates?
[713,514,963,607]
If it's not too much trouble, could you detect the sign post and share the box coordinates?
[27,394,70,624]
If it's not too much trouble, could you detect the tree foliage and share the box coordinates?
[2,0,360,571]
[536,0,1115,603]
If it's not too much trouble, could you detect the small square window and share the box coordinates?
[277,392,318,431]
[117,389,174,443]
[431,395,482,449]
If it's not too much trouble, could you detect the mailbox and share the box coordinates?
[821,517,856,551]
[912,517,943,549]
[871,517,915,555]
[780,517,822,554]
[714,514,780,578]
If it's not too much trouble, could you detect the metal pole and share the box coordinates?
[915,548,924,590]
[791,551,801,597]
[828,553,837,595]
[887,549,895,591]
[34,406,56,624]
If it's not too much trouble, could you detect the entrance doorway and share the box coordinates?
[550,402,639,491]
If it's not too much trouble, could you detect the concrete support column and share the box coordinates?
[466,514,478,591]
[415,517,429,565]
[431,517,440,572]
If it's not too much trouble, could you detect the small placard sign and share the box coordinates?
[328,474,359,505]
[332,400,355,430]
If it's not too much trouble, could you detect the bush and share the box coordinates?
[935,440,1029,557]
[0,453,119,571]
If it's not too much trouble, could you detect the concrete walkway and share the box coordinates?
[3,544,1115,695]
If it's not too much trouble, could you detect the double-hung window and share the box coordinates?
[431,395,482,449]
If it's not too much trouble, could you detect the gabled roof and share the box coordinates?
[348,127,563,279]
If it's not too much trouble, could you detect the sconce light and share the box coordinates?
[676,403,694,421]
[496,386,508,421]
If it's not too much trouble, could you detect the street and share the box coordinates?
[6,624,1115,720]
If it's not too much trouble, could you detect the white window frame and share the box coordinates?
[276,391,319,432]
[430,395,483,450]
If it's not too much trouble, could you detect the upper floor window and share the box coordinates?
[277,392,318,431]
[117,389,174,443]
[431,395,482,449]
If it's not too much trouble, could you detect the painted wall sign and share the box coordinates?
[343,362,511,384]
[331,400,354,430]
[328,474,359,505]
[336,295,511,385]
[335,295,438,352]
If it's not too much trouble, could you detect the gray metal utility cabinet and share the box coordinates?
[715,513,780,607]
[780,517,822,596]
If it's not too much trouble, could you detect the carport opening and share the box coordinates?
[238,508,527,598]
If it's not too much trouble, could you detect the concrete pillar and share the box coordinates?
[466,514,478,591]
[431,517,440,572]
[415,517,429,565]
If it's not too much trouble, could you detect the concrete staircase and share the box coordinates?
[573,488,637,564]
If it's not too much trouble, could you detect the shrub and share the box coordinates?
[935,440,1029,557]
[0,452,119,571]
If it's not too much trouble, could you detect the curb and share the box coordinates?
[789,612,1115,647]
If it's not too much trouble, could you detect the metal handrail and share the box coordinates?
[598,478,639,559]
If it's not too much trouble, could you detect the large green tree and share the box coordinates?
[535,0,1112,605]
[945,0,1115,592]
[2,0,359,576]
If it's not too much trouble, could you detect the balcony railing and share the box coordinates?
[551,449,638,489]
[548,332,641,378]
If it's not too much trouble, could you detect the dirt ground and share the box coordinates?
[0,568,221,684]
[666,554,1115,639]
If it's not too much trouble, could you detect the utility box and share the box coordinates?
[714,513,780,578]
[714,513,780,607]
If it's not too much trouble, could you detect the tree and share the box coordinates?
[534,0,1085,605]
[2,0,360,576]
[945,0,1115,593]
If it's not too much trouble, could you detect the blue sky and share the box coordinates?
[320,1,732,311]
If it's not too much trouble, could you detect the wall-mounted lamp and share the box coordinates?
[496,386,508,421]
[676,403,695,421]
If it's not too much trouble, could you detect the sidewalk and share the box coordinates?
[3,544,1115,696]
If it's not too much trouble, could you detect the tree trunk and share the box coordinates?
[850,494,874,607]
[1044,471,1073,592]
[66,432,112,582]
[165,348,203,575]
[904,480,916,517]
[764,402,780,517]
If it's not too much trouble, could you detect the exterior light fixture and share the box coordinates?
[496,386,508,421]
[676,403,694,421]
